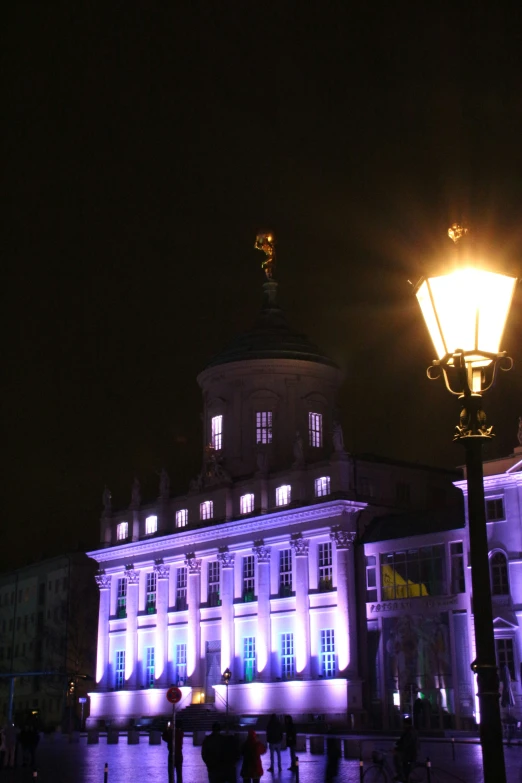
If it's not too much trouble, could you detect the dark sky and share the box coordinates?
[4,5,522,570]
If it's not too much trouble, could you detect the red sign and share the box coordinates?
[166,686,182,704]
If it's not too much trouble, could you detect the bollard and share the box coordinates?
[359,757,364,783]
[451,737,456,761]
[295,756,299,783]
[104,762,108,783]
[425,757,432,783]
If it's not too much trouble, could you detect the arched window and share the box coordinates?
[490,552,509,595]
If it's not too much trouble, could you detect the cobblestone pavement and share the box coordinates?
[1,735,522,783]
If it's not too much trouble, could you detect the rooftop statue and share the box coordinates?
[332,420,345,453]
[159,467,170,499]
[254,230,276,280]
[131,477,141,507]
[102,486,112,515]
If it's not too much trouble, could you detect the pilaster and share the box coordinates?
[95,572,111,688]
[154,560,170,687]
[125,566,140,688]
[254,543,271,678]
[185,554,202,686]
[330,527,357,674]
[291,535,310,677]
[218,550,235,674]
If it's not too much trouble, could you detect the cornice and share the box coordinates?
[454,472,522,494]
[88,500,365,565]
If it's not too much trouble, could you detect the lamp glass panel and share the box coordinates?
[416,279,446,359]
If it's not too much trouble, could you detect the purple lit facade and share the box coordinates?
[87,273,492,730]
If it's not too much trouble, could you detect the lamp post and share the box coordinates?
[222,667,232,733]
[414,225,518,783]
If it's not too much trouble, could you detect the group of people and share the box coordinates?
[0,722,40,769]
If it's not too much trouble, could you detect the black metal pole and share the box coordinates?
[464,432,506,783]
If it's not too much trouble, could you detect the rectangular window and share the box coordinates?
[486,498,505,522]
[208,561,220,606]
[240,493,255,515]
[381,545,446,600]
[256,411,273,445]
[495,638,515,680]
[115,651,125,690]
[175,644,187,685]
[321,629,336,678]
[145,515,157,535]
[117,578,127,617]
[309,412,323,448]
[176,568,187,611]
[450,542,465,594]
[243,556,255,601]
[211,415,223,451]
[315,476,331,498]
[200,500,213,521]
[145,647,155,687]
[366,555,377,602]
[117,521,129,541]
[281,633,295,679]
[279,549,292,597]
[244,637,256,682]
[318,542,333,591]
[146,572,157,612]
[275,485,291,507]
[176,509,188,528]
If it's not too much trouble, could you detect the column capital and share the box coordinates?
[125,565,140,584]
[253,544,271,563]
[154,559,170,580]
[291,535,310,557]
[185,554,202,574]
[218,550,235,569]
[95,571,111,590]
[330,528,356,550]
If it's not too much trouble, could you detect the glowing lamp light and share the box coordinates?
[416,268,517,368]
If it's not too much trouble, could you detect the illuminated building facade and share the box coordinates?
[87,257,465,728]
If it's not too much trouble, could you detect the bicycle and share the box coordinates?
[362,749,469,782]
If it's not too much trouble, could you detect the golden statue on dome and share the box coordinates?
[448,223,468,243]
[255,231,276,279]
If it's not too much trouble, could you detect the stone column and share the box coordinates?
[125,566,140,689]
[218,551,235,675]
[185,554,202,686]
[95,572,111,688]
[331,528,357,674]
[154,560,170,687]
[291,536,310,678]
[254,544,271,678]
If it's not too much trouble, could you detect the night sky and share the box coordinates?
[4,5,522,571]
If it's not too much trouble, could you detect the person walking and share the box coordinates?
[162,719,184,782]
[284,715,297,772]
[393,716,419,783]
[202,722,224,783]
[240,728,266,783]
[3,723,18,768]
[266,714,283,773]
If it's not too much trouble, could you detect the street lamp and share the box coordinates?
[222,667,232,732]
[414,224,518,783]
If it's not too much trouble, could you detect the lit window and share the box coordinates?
[495,638,515,680]
[256,411,273,444]
[200,500,213,521]
[318,542,333,591]
[117,522,128,541]
[117,578,127,617]
[176,509,188,528]
[450,542,465,594]
[145,515,157,535]
[175,644,187,685]
[145,647,155,688]
[146,572,156,612]
[490,552,509,595]
[281,633,295,679]
[275,485,291,507]
[321,629,336,678]
[366,555,377,602]
[279,549,292,597]
[211,415,223,451]
[486,498,505,522]
[381,546,445,599]
[176,568,187,611]
[240,493,255,515]
[244,637,256,682]
[208,561,220,606]
[115,651,125,690]
[309,412,322,448]
[315,476,330,498]
[243,556,255,601]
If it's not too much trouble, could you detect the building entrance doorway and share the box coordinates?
[205,640,221,703]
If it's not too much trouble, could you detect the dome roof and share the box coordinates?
[205,282,338,370]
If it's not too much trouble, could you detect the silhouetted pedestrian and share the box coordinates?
[240,728,266,783]
[162,719,184,782]
[202,722,223,783]
[266,714,283,773]
[284,715,297,771]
